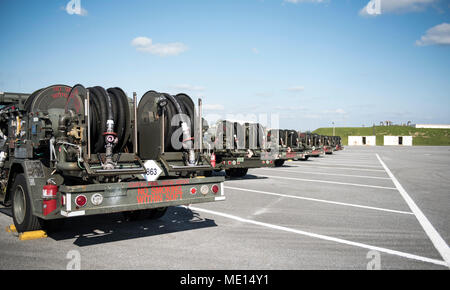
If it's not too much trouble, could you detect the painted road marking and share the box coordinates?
[285,164,386,173]
[186,206,447,267]
[376,154,450,268]
[255,168,391,180]
[291,162,383,169]
[225,186,413,215]
[253,173,397,190]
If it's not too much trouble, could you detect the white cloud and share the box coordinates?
[131,37,188,56]
[416,23,450,46]
[252,48,260,54]
[172,84,205,92]
[287,86,305,92]
[360,0,437,16]
[322,108,347,115]
[335,108,346,114]
[65,0,88,16]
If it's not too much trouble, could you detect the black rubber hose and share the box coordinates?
[90,98,100,147]
[175,93,195,134]
[162,93,178,152]
[93,86,114,124]
[110,87,131,151]
[234,122,245,149]
[107,88,125,151]
[88,87,108,152]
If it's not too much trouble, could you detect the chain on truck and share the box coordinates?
[0,85,225,233]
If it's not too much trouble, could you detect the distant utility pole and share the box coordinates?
[332,122,335,136]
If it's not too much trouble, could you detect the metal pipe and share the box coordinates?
[133,92,138,154]
[86,89,91,160]
[56,147,80,171]
[161,106,165,154]
[198,98,202,152]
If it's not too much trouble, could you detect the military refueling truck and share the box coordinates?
[300,133,324,157]
[319,135,333,155]
[268,129,310,167]
[331,136,344,151]
[203,120,274,178]
[0,85,225,233]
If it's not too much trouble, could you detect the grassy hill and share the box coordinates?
[313,126,450,146]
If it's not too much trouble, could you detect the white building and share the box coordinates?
[384,136,413,146]
[414,124,450,129]
[348,136,376,146]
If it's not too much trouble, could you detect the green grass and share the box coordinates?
[313,126,450,146]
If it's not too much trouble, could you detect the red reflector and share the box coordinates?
[190,187,197,195]
[75,195,87,207]
[211,185,219,194]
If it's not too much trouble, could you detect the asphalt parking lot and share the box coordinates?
[1,146,449,270]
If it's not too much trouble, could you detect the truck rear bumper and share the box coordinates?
[216,156,275,169]
[45,177,225,219]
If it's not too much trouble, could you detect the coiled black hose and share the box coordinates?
[142,91,196,153]
[87,86,130,153]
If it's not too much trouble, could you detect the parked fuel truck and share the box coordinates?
[202,120,275,177]
[320,135,334,155]
[267,129,308,167]
[331,136,344,151]
[0,85,225,233]
[299,132,324,157]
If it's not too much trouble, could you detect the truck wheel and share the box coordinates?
[122,210,147,221]
[274,160,285,167]
[147,207,168,220]
[12,174,42,233]
[225,169,234,177]
[237,168,248,177]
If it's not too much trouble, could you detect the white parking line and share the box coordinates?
[293,162,383,169]
[186,206,447,267]
[225,186,413,215]
[376,154,450,268]
[310,160,381,166]
[253,173,397,190]
[285,164,386,173]
[255,168,391,180]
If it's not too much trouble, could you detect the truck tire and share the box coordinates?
[236,168,248,177]
[11,174,42,233]
[123,207,168,221]
[274,160,285,167]
[225,169,234,177]
[122,210,147,221]
[147,207,168,220]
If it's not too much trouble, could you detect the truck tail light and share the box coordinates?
[200,185,209,195]
[75,195,87,207]
[211,184,219,194]
[190,187,197,195]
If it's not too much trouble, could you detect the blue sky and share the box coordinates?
[1,0,449,130]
